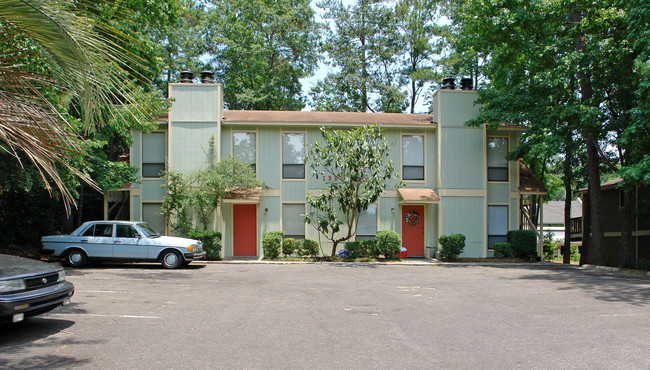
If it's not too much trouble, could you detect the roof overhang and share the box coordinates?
[398,188,440,204]
[221,187,261,204]
[518,162,547,195]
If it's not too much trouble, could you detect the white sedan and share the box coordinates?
[41,221,205,269]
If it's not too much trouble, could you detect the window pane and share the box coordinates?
[233,132,256,165]
[282,133,304,165]
[94,224,113,237]
[488,205,508,235]
[82,226,95,237]
[143,203,165,234]
[283,204,305,238]
[403,135,424,166]
[116,225,138,238]
[487,137,508,168]
[142,132,165,178]
[283,164,305,179]
[403,166,424,180]
[143,133,165,163]
[142,164,165,178]
[488,236,508,249]
[488,167,508,182]
[357,204,377,237]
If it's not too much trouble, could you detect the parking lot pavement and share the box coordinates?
[1,263,649,369]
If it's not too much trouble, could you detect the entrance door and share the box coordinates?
[402,205,425,257]
[233,204,257,256]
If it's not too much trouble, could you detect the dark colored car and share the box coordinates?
[0,254,74,324]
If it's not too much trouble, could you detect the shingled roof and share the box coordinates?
[223,110,435,126]
[519,162,547,194]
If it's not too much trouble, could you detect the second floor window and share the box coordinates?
[233,132,256,172]
[142,132,165,178]
[402,135,424,180]
[283,133,305,179]
[487,137,508,182]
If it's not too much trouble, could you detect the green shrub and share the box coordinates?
[375,230,401,259]
[570,244,580,262]
[345,241,366,258]
[262,231,283,259]
[507,230,538,260]
[188,231,222,261]
[283,238,297,256]
[493,242,511,258]
[438,234,465,261]
[297,239,319,257]
[543,234,558,260]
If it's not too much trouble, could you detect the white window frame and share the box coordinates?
[402,134,425,181]
[282,132,306,180]
[487,137,509,182]
[232,131,257,173]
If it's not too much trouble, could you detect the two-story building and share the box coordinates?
[107,76,546,258]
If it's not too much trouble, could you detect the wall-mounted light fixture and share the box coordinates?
[391,208,395,215]
[264,208,268,215]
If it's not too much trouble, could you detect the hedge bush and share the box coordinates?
[283,238,297,256]
[507,230,537,260]
[297,239,319,257]
[188,231,222,261]
[345,240,370,258]
[262,231,284,259]
[493,242,511,258]
[438,233,465,261]
[375,230,401,259]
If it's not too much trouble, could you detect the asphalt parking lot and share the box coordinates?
[1,262,649,369]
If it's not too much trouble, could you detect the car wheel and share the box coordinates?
[65,249,87,267]
[160,250,183,269]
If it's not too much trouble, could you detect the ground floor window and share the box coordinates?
[142,203,165,234]
[282,204,305,239]
[356,204,377,241]
[488,205,508,249]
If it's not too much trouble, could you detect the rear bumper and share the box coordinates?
[0,282,74,323]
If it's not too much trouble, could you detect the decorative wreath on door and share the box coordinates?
[405,211,420,225]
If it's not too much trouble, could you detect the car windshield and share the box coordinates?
[137,223,161,238]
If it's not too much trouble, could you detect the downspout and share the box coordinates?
[538,195,544,259]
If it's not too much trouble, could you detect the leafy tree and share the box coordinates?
[395,0,445,113]
[205,0,320,110]
[161,138,265,234]
[304,125,402,256]
[311,0,406,113]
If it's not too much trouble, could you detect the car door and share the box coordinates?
[112,224,149,259]
[79,224,114,258]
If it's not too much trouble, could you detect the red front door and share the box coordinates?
[233,204,257,256]
[402,205,425,257]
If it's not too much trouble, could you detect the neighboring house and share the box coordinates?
[109,75,547,258]
[573,179,650,266]
[543,200,582,241]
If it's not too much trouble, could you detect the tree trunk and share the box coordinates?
[585,136,605,265]
[563,149,572,264]
[580,190,591,265]
[619,187,634,267]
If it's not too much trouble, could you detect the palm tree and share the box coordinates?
[0,0,142,212]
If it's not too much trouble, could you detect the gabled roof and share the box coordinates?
[223,110,435,127]
[543,200,582,225]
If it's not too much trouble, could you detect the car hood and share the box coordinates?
[147,236,199,247]
[0,254,62,279]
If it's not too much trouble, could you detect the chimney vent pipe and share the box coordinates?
[201,71,214,84]
[460,78,474,90]
[180,71,194,83]
[442,78,456,90]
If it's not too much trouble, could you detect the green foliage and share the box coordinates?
[375,230,401,259]
[569,244,581,263]
[493,243,511,258]
[438,234,465,261]
[543,234,558,261]
[344,240,374,259]
[507,230,538,260]
[206,0,319,110]
[262,231,284,260]
[161,137,265,233]
[189,231,222,261]
[305,125,403,256]
[282,238,297,256]
[297,239,320,257]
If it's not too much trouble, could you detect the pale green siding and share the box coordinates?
[437,90,481,128]
[131,195,140,221]
[141,180,165,201]
[169,122,219,172]
[440,127,484,189]
[220,126,231,158]
[440,197,485,257]
[169,84,221,123]
[131,130,141,189]
[282,181,306,202]
[487,183,509,204]
[258,127,281,189]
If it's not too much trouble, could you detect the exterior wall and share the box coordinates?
[127,84,527,258]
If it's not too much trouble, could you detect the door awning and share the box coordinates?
[222,186,261,203]
[398,188,440,204]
